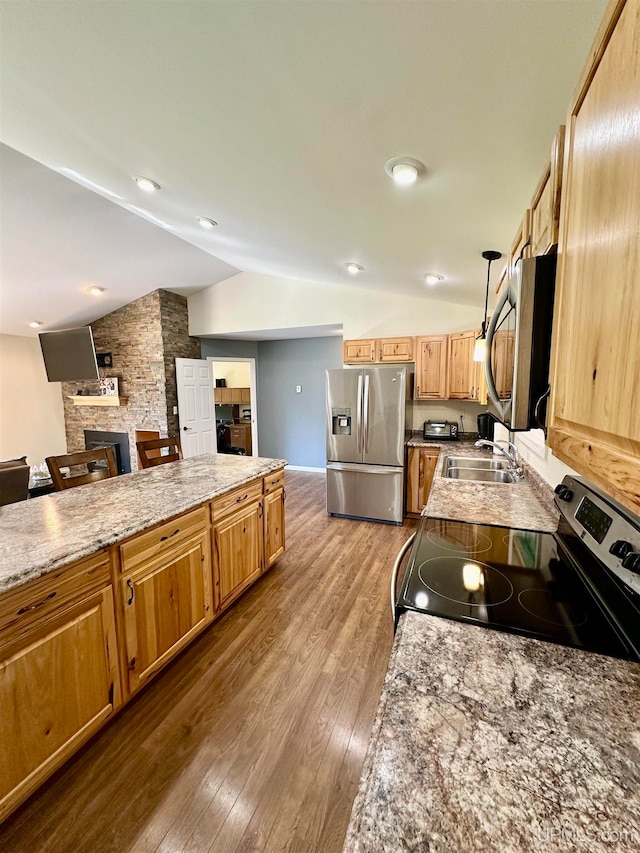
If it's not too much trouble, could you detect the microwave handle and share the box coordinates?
[484,284,511,422]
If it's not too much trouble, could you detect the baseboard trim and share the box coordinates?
[286,465,326,473]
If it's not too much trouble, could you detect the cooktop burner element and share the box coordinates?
[395,476,640,661]
[418,557,513,607]
[425,521,492,554]
[517,589,589,628]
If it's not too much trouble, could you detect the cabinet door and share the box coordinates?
[406,447,440,515]
[377,337,414,362]
[548,0,640,515]
[240,388,251,404]
[447,331,478,399]
[213,501,263,611]
[415,335,447,399]
[343,339,375,363]
[122,534,213,693]
[508,211,532,279]
[0,584,119,821]
[531,127,566,257]
[264,488,286,570]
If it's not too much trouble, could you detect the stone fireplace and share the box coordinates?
[61,290,201,471]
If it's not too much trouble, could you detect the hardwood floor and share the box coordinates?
[0,472,417,853]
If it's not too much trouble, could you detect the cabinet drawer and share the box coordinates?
[119,506,208,575]
[211,479,262,522]
[263,469,285,495]
[0,551,111,644]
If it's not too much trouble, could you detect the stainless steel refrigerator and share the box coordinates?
[326,365,413,524]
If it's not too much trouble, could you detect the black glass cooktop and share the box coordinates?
[397,517,631,658]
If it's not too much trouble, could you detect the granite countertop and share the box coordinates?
[343,612,640,853]
[0,454,286,595]
[407,436,558,531]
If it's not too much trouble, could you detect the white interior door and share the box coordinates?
[176,358,216,457]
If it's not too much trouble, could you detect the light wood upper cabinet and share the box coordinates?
[548,0,640,515]
[121,522,213,694]
[530,127,566,257]
[508,211,532,280]
[343,339,376,363]
[415,335,447,400]
[377,336,414,362]
[406,446,440,515]
[446,330,483,401]
[0,552,120,821]
[214,387,251,405]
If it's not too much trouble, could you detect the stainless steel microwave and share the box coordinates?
[484,254,557,431]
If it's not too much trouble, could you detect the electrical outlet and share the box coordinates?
[296,385,302,393]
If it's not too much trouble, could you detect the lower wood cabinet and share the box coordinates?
[121,531,213,694]
[213,499,263,610]
[406,446,440,515]
[0,552,120,821]
[264,486,286,569]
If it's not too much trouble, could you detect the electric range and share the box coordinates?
[394,476,640,660]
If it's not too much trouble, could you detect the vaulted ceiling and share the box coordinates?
[0,0,607,336]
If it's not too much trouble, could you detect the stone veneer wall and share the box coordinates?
[61,290,200,471]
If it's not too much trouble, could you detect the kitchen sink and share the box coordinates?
[442,456,516,484]
[443,456,509,471]
[444,467,516,484]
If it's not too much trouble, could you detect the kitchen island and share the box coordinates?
[344,444,640,852]
[0,453,286,821]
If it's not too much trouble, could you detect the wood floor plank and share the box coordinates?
[0,472,416,853]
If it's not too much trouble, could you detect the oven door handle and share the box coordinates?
[391,532,416,620]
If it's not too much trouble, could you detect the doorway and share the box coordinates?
[208,357,258,456]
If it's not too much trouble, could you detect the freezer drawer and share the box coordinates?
[326,462,404,524]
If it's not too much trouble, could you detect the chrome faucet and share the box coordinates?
[475,439,524,480]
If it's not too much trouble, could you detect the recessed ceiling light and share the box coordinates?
[28,321,43,328]
[345,263,364,274]
[384,156,425,185]
[133,176,161,192]
[197,217,218,229]
[87,286,105,296]
[424,273,444,286]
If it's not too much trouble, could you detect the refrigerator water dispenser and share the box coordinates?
[331,408,352,435]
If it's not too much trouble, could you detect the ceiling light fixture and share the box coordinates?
[197,217,218,229]
[133,176,161,192]
[345,263,364,274]
[424,273,444,286]
[28,321,44,328]
[87,286,105,297]
[473,250,502,362]
[384,156,425,185]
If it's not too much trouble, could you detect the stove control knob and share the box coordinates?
[554,484,573,502]
[621,552,640,573]
[609,540,633,559]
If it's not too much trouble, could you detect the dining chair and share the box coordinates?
[136,434,183,469]
[45,446,118,491]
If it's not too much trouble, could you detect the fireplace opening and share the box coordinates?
[84,430,131,475]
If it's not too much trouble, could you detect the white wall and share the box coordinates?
[189,272,481,339]
[211,360,251,387]
[0,334,67,466]
[412,400,484,434]
[491,422,578,486]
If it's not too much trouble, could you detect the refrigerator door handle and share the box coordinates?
[356,373,363,450]
[363,374,370,453]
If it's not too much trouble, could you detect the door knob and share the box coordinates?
[182,426,192,431]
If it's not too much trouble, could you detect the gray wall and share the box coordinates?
[200,339,258,359]
[256,337,342,468]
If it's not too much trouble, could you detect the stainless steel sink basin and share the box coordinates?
[443,456,509,471]
[444,467,516,484]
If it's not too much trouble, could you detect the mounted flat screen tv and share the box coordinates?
[39,327,99,382]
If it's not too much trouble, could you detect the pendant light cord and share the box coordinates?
[481,258,492,338]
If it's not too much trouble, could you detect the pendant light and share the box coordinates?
[473,250,502,362]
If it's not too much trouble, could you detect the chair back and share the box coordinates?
[136,434,183,469]
[46,446,118,491]
[0,458,30,506]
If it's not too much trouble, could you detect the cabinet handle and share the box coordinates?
[236,494,249,504]
[259,502,263,518]
[17,590,56,615]
[283,489,286,502]
[160,528,180,542]
[126,579,134,605]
